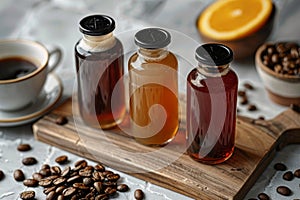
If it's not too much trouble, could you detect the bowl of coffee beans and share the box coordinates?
[255,41,300,106]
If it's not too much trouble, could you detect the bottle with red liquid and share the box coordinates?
[186,43,238,164]
[75,15,125,129]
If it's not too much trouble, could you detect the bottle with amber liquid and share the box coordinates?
[186,43,238,164]
[128,28,178,146]
[75,15,125,129]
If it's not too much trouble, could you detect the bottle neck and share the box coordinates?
[197,63,230,77]
[137,47,169,62]
[79,32,116,52]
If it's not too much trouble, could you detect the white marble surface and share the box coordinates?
[0,0,300,199]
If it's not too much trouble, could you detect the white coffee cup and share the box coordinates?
[0,39,62,111]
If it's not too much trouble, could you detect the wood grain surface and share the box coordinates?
[33,99,300,200]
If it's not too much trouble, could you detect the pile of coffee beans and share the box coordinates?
[248,162,300,199]
[260,42,300,76]
[0,143,145,200]
[238,82,258,112]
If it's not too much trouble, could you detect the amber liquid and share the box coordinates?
[187,68,238,164]
[128,51,178,146]
[75,39,125,129]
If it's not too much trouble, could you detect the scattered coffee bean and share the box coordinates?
[95,164,105,172]
[39,178,53,187]
[283,171,294,181]
[22,157,37,166]
[240,96,248,105]
[17,144,31,152]
[276,186,292,196]
[62,187,76,197]
[46,190,57,200]
[94,182,103,193]
[95,194,109,200]
[274,163,287,171]
[56,185,66,194]
[238,90,246,97]
[0,170,4,181]
[74,159,87,169]
[50,166,61,175]
[57,195,64,200]
[83,177,93,186]
[14,169,25,181]
[39,168,51,177]
[20,191,35,200]
[244,82,254,90]
[134,189,144,200]
[43,186,56,195]
[257,192,269,200]
[23,179,39,187]
[55,116,68,125]
[294,169,300,178]
[53,177,66,186]
[55,155,68,164]
[117,184,129,192]
[32,172,43,181]
[248,104,257,111]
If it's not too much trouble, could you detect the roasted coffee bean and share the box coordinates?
[62,187,77,197]
[73,182,89,190]
[79,168,93,177]
[46,191,57,200]
[20,191,35,200]
[32,172,43,181]
[294,169,300,178]
[103,181,117,188]
[83,177,93,186]
[247,104,257,111]
[276,186,291,196]
[23,179,39,187]
[51,166,61,175]
[39,178,53,187]
[105,187,117,196]
[93,171,104,181]
[257,192,269,200]
[39,168,51,177]
[56,185,67,194]
[102,170,114,177]
[43,186,56,195]
[57,195,64,200]
[74,160,87,170]
[283,171,294,181]
[56,116,68,125]
[274,163,287,171]
[61,166,71,177]
[41,164,51,170]
[46,175,60,180]
[244,82,254,90]
[134,189,144,200]
[55,155,69,164]
[0,170,4,181]
[22,157,37,165]
[53,177,66,186]
[95,164,105,172]
[95,194,109,200]
[67,175,81,183]
[14,169,25,181]
[271,54,280,64]
[117,184,129,192]
[238,90,246,97]
[94,181,103,193]
[17,143,31,151]
[107,173,120,181]
[240,97,248,105]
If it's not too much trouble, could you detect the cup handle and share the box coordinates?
[47,47,63,73]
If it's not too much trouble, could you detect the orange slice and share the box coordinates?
[198,0,273,40]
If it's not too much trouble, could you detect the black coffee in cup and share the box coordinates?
[0,57,37,80]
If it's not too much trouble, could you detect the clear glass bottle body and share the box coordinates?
[187,64,238,164]
[128,47,179,146]
[75,34,125,129]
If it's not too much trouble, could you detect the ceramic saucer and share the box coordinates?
[0,74,63,127]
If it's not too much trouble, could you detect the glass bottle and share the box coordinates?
[186,43,238,164]
[128,28,178,146]
[75,15,125,129]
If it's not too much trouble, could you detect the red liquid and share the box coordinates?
[75,39,125,129]
[186,68,238,164]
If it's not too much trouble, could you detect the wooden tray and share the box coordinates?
[33,99,300,200]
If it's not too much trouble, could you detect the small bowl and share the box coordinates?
[255,43,300,106]
[196,4,276,60]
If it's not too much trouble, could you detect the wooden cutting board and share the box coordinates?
[33,98,300,200]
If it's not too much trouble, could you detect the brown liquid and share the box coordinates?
[75,39,125,129]
[187,68,238,164]
[128,51,178,146]
[0,57,37,80]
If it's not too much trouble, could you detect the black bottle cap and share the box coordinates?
[79,14,115,36]
[195,43,233,66]
[134,28,171,49]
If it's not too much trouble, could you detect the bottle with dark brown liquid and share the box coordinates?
[128,28,178,146]
[75,15,125,129]
[186,43,238,164]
